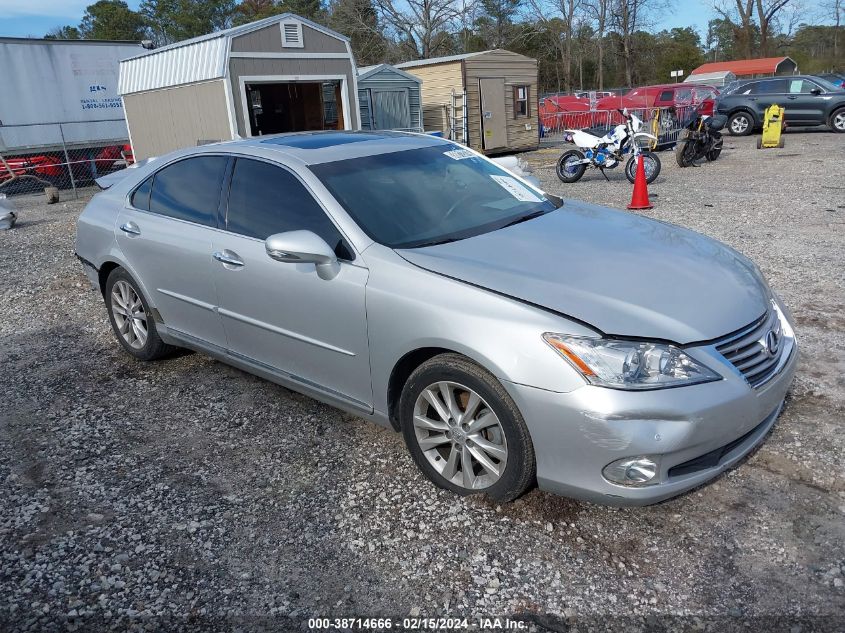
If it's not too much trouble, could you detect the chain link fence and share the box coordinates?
[0,120,132,199]
[539,104,702,149]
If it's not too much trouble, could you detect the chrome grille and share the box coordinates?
[715,309,785,388]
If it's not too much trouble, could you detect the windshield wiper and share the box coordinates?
[499,209,549,229]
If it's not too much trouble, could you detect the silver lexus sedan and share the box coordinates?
[75,131,797,505]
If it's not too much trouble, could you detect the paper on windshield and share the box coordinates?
[444,148,476,160]
[490,175,543,203]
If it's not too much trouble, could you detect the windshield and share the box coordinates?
[310,144,559,249]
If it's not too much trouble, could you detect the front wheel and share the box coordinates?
[399,353,535,502]
[674,131,695,167]
[830,108,845,133]
[556,149,587,183]
[625,152,661,184]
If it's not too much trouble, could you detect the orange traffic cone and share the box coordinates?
[627,154,653,210]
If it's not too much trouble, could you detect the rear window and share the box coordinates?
[149,156,228,227]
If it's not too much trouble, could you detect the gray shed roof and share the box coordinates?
[119,14,350,96]
[357,63,421,83]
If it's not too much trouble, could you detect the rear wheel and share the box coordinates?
[556,149,587,183]
[705,138,723,161]
[728,111,753,136]
[399,353,535,502]
[625,152,661,184]
[105,268,175,361]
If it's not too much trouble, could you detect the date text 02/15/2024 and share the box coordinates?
[307,617,528,630]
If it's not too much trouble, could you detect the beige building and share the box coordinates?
[118,14,360,160]
[396,50,539,154]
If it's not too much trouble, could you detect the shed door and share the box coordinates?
[372,89,410,130]
[479,78,507,150]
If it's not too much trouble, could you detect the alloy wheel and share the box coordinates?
[833,111,845,131]
[730,115,749,134]
[412,381,508,490]
[111,280,148,349]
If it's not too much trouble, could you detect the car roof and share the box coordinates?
[203,131,451,166]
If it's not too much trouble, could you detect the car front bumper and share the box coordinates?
[504,334,798,506]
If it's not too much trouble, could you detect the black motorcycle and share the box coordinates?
[674,113,726,167]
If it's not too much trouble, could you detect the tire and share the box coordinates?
[556,149,587,183]
[625,152,661,184]
[674,131,694,167]
[398,353,535,502]
[830,108,845,133]
[727,111,753,136]
[705,141,723,161]
[104,267,175,361]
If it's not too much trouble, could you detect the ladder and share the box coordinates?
[449,89,468,145]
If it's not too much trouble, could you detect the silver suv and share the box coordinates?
[75,132,797,505]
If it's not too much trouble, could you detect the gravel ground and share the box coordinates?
[1,130,843,633]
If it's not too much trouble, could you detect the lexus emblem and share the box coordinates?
[764,330,780,357]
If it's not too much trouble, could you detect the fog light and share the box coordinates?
[603,457,659,487]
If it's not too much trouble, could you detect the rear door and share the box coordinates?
[211,157,372,410]
[749,79,788,122]
[116,155,229,348]
[785,78,827,124]
[479,78,508,151]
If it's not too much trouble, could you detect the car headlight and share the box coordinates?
[542,333,721,390]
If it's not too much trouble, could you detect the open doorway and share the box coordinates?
[243,79,346,136]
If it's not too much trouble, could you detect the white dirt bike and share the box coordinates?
[556,109,661,184]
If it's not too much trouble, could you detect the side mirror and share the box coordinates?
[265,230,340,280]
[810,87,822,95]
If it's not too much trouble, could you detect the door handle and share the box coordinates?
[787,96,798,99]
[213,250,244,267]
[119,221,140,236]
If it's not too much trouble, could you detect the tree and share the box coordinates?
[715,0,755,58]
[233,0,287,25]
[140,0,237,44]
[45,26,83,40]
[584,0,608,88]
[479,0,520,47]
[327,0,390,64]
[373,0,463,58]
[609,0,660,87]
[78,0,148,39]
[756,0,792,55]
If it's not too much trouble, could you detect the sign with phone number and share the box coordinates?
[80,97,123,110]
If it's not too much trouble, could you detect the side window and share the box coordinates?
[130,175,153,211]
[513,85,530,117]
[226,158,352,260]
[752,79,787,94]
[149,156,228,226]
[657,90,674,102]
[789,79,819,93]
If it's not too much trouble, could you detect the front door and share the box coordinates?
[116,155,229,348]
[211,157,372,410]
[785,78,828,124]
[372,89,410,130]
[479,78,508,151]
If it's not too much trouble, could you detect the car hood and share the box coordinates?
[396,202,768,344]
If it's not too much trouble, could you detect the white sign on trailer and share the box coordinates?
[0,39,143,152]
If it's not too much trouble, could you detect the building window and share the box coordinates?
[514,85,529,117]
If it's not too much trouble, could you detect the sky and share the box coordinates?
[0,0,826,40]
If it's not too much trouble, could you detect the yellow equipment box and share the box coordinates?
[758,104,785,149]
